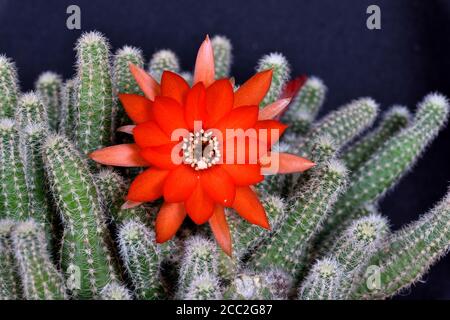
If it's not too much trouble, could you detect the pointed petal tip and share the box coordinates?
[121,200,143,210]
[117,125,135,134]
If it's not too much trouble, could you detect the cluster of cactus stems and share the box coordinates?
[0,31,449,300]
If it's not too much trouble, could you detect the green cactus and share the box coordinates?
[284,76,327,134]
[353,188,450,299]
[12,219,67,300]
[42,134,117,299]
[0,55,19,118]
[35,72,62,131]
[59,79,77,137]
[148,49,180,82]
[256,53,290,107]
[184,273,222,300]
[117,220,162,300]
[74,31,116,156]
[0,119,31,220]
[95,169,147,224]
[298,257,342,300]
[297,98,379,156]
[177,236,218,298]
[0,219,22,300]
[100,282,132,300]
[329,214,389,299]
[322,93,449,244]
[212,35,232,79]
[15,92,49,129]
[342,106,411,173]
[112,46,145,127]
[249,160,348,276]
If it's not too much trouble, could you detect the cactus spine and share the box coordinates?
[354,188,450,299]
[100,282,132,300]
[184,273,222,300]
[42,135,117,298]
[0,119,31,220]
[342,106,411,173]
[212,35,232,79]
[249,160,348,276]
[12,219,67,300]
[177,236,218,298]
[117,220,162,300]
[35,72,62,131]
[298,257,342,300]
[0,56,19,118]
[256,53,290,107]
[15,92,49,129]
[0,219,22,299]
[59,79,77,137]
[148,49,180,82]
[74,31,115,156]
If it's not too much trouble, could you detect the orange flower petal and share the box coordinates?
[214,105,259,134]
[254,120,288,150]
[258,98,291,120]
[193,35,215,87]
[280,75,307,99]
[121,200,143,209]
[232,186,270,229]
[153,96,188,136]
[160,71,190,105]
[117,125,135,134]
[185,182,214,224]
[260,152,315,174]
[118,94,154,124]
[163,165,199,202]
[209,205,232,256]
[233,69,273,107]
[205,79,234,127]
[221,164,264,186]
[133,121,171,148]
[89,144,149,167]
[155,202,186,243]
[200,166,236,206]
[185,83,208,130]
[129,63,160,100]
[127,168,169,202]
[140,143,180,170]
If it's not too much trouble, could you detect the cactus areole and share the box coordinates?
[89,36,315,255]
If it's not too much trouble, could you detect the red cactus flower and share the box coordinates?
[90,36,314,256]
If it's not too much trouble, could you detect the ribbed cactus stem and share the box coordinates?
[212,35,232,79]
[22,123,51,233]
[0,119,31,220]
[100,282,132,300]
[148,49,180,82]
[74,31,115,156]
[298,257,343,300]
[342,106,411,173]
[59,79,77,137]
[184,273,222,300]
[117,220,162,300]
[229,195,286,259]
[0,55,19,118]
[354,188,450,299]
[35,72,62,131]
[15,92,49,129]
[298,98,379,156]
[330,214,389,299]
[42,134,117,299]
[284,77,326,129]
[177,236,218,298]
[0,219,22,300]
[256,53,290,107]
[12,219,67,300]
[257,142,290,196]
[112,46,145,126]
[95,169,147,224]
[325,93,449,239]
[249,160,348,276]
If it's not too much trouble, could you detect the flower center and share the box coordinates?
[182,129,221,170]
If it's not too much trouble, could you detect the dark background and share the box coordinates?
[0,0,449,299]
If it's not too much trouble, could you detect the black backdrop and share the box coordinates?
[0,0,449,299]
